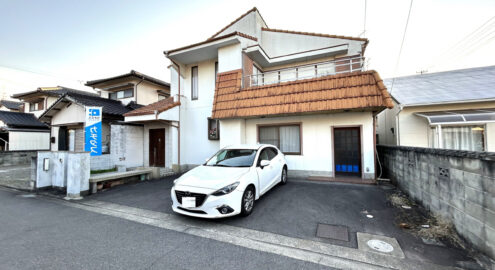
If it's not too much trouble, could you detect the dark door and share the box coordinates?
[58,126,68,151]
[334,127,361,176]
[149,129,165,167]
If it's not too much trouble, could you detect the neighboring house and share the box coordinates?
[0,111,50,151]
[11,86,98,117]
[0,100,24,112]
[376,65,495,152]
[85,70,170,106]
[38,92,135,170]
[124,7,392,180]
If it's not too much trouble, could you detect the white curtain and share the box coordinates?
[279,126,300,153]
[259,127,279,147]
[441,126,484,151]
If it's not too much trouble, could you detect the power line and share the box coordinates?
[390,0,414,95]
[359,0,367,37]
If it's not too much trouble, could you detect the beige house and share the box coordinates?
[11,86,98,117]
[85,70,170,106]
[377,65,495,152]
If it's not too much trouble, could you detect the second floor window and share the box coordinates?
[191,66,198,100]
[215,62,218,84]
[29,101,43,111]
[109,88,133,100]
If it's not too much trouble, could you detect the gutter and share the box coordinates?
[395,104,404,146]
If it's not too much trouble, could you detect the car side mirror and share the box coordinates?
[260,160,270,168]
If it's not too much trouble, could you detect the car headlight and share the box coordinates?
[211,182,240,196]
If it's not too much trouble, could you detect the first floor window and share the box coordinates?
[258,124,301,154]
[429,125,485,152]
[208,118,219,140]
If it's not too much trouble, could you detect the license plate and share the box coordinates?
[182,197,196,208]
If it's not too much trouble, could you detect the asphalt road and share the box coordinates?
[0,188,334,270]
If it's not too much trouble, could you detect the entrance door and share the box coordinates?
[333,127,361,177]
[149,129,165,167]
[58,126,68,151]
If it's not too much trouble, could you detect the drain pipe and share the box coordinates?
[168,57,181,173]
[395,105,403,146]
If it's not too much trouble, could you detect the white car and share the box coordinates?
[171,144,288,218]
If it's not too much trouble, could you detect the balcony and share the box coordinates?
[243,56,364,88]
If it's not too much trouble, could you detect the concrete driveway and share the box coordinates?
[88,176,479,269]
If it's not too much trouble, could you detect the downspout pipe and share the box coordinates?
[166,54,181,173]
[395,105,403,146]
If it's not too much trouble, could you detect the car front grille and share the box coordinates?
[175,190,207,207]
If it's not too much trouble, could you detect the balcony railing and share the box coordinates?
[243,56,364,88]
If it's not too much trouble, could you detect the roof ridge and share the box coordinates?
[209,7,261,39]
[384,64,495,81]
[261,27,368,42]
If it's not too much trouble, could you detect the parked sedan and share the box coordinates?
[171,144,288,218]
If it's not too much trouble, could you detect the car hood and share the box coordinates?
[175,166,250,190]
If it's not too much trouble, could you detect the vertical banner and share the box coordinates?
[85,106,102,156]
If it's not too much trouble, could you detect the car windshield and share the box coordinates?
[205,149,257,167]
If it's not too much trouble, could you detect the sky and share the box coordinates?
[0,0,494,99]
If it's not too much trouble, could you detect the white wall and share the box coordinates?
[178,59,220,167]
[218,43,242,72]
[377,101,495,151]
[51,103,85,126]
[219,119,246,148]
[9,131,50,151]
[220,112,376,179]
[111,124,144,168]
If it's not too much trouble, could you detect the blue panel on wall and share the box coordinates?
[336,165,342,172]
[353,165,359,173]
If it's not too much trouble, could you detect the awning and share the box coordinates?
[415,109,495,125]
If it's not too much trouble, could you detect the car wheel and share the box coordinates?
[240,186,255,217]
[280,167,288,185]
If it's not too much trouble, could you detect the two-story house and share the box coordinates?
[11,86,98,117]
[123,7,392,181]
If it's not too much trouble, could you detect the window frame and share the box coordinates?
[428,124,486,151]
[257,123,302,155]
[191,66,199,100]
[109,88,134,100]
[208,118,220,140]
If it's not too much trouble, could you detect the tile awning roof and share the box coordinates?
[0,111,48,129]
[124,96,180,117]
[0,100,23,110]
[212,70,393,119]
[11,86,98,99]
[85,70,170,88]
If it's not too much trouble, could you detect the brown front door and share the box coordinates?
[334,127,361,177]
[149,129,165,167]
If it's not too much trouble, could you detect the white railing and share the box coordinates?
[243,56,364,87]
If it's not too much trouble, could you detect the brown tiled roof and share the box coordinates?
[211,70,393,119]
[124,96,180,117]
[165,32,257,55]
[262,28,369,43]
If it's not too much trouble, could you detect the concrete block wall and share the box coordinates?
[0,151,37,166]
[378,145,495,260]
[89,154,113,171]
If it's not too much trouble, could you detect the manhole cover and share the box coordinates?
[367,239,394,253]
[316,224,349,241]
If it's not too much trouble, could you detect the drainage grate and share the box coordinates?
[316,223,349,241]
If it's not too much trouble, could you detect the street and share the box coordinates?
[0,188,333,270]
[0,177,482,269]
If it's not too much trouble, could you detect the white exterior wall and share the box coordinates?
[218,43,242,72]
[51,103,85,126]
[220,112,375,179]
[179,59,220,168]
[9,131,50,151]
